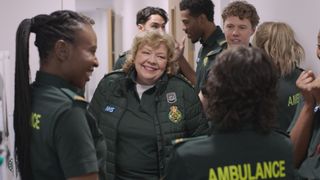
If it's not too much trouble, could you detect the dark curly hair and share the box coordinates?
[179,0,214,22]
[222,0,260,28]
[205,46,278,133]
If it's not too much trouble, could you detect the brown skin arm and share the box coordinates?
[174,36,196,85]
[290,70,316,167]
[68,173,98,180]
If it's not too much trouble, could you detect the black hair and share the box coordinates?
[179,0,214,22]
[14,10,94,180]
[136,6,168,25]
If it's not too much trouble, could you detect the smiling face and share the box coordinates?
[180,9,203,43]
[63,24,99,88]
[223,16,255,48]
[138,14,166,32]
[134,43,168,85]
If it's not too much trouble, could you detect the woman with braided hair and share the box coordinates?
[14,10,106,180]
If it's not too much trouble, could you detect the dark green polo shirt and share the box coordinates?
[195,26,226,94]
[289,101,320,179]
[116,73,159,180]
[276,67,302,131]
[30,71,106,179]
[166,128,295,180]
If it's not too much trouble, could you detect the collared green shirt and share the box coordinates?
[30,71,106,179]
[166,128,295,180]
[195,26,226,94]
[276,67,302,131]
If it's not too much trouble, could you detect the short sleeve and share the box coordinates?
[54,106,98,178]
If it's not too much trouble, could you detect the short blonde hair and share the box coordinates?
[253,22,305,76]
[123,30,178,76]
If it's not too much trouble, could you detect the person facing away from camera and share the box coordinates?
[253,21,305,131]
[165,46,295,180]
[14,10,106,180]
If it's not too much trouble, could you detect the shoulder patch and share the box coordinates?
[60,88,86,102]
[206,47,223,57]
[172,135,208,145]
[104,70,125,79]
[217,38,227,47]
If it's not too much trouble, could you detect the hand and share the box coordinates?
[296,70,316,106]
[310,75,320,105]
[173,36,186,62]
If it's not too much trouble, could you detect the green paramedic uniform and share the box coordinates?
[166,127,295,180]
[276,67,302,131]
[30,71,106,180]
[195,26,226,94]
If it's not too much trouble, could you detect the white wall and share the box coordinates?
[80,10,110,101]
[0,0,66,116]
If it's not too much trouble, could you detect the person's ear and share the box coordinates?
[250,27,256,36]
[55,40,70,61]
[137,24,145,31]
[199,14,207,23]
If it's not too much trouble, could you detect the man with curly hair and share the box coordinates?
[222,1,260,48]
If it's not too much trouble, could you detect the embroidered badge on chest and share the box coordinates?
[169,105,182,123]
[166,92,177,104]
[203,57,208,67]
[105,105,116,112]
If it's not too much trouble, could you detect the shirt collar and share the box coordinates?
[34,71,82,95]
[200,26,224,46]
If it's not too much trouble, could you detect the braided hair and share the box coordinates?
[14,10,94,180]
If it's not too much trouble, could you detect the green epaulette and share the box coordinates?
[206,37,227,57]
[206,47,223,57]
[104,69,125,78]
[175,73,193,87]
[60,88,86,102]
[217,38,227,47]
[171,135,208,145]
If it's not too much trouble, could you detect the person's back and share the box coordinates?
[168,130,293,179]
[277,68,302,130]
[253,22,305,131]
[166,46,295,180]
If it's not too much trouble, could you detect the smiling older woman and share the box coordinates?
[89,30,209,180]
